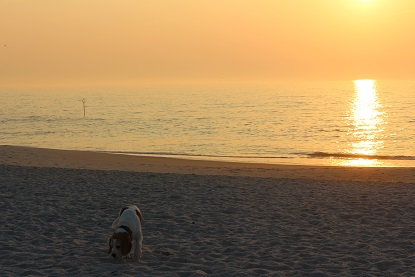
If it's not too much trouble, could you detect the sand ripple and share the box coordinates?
[1,165,414,276]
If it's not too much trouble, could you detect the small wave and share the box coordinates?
[303,152,415,161]
[100,151,291,160]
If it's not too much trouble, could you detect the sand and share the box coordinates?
[1,145,415,276]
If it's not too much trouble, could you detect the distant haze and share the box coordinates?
[1,0,415,87]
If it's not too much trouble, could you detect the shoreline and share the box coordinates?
[1,145,414,183]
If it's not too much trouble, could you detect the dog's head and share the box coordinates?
[108,233,132,259]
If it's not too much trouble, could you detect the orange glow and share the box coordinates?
[1,1,415,87]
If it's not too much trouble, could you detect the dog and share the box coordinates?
[108,205,143,259]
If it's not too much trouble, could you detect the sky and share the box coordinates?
[1,0,415,87]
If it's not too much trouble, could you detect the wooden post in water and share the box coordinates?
[81,98,86,117]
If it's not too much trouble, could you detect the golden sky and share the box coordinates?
[1,0,415,86]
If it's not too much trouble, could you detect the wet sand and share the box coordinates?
[1,145,415,183]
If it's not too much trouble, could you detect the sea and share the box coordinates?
[1,80,415,167]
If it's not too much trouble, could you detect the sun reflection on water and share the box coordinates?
[340,80,385,166]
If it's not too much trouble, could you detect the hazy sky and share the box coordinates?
[1,0,415,86]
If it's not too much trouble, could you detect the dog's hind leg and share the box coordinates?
[137,232,143,258]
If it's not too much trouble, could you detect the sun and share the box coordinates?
[357,0,373,4]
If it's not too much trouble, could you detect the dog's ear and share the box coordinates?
[107,237,113,254]
[121,236,132,256]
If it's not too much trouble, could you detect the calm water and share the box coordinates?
[1,80,415,167]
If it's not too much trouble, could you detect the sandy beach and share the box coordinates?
[1,145,414,276]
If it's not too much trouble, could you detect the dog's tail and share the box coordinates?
[111,217,120,228]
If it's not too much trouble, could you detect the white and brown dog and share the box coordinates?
[108,205,143,259]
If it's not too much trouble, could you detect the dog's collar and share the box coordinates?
[117,225,133,240]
